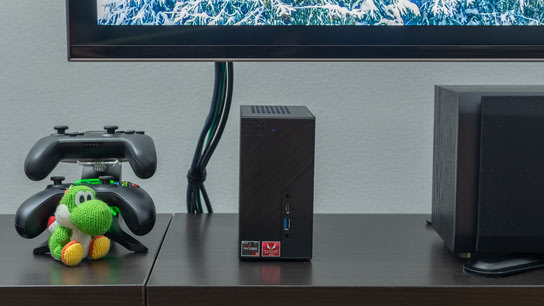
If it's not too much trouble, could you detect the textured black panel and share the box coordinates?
[432,86,460,251]
[433,86,482,253]
[477,96,544,253]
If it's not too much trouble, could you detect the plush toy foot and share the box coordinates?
[89,235,110,260]
[62,241,84,266]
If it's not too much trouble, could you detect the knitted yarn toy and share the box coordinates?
[47,185,113,266]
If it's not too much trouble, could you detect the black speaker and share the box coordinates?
[432,85,544,254]
[239,105,315,260]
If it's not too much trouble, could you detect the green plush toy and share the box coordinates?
[47,185,113,266]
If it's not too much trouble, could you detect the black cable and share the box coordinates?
[203,67,227,153]
[198,62,233,213]
[187,63,223,213]
[199,62,233,169]
[187,62,233,214]
[200,65,227,166]
[189,63,222,172]
[200,183,212,213]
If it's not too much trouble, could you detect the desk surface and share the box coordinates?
[0,214,171,306]
[148,214,544,305]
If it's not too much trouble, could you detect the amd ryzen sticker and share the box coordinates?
[262,241,281,257]
[241,241,260,257]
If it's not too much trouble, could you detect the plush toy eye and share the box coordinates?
[85,190,94,202]
[75,191,86,205]
[74,190,95,205]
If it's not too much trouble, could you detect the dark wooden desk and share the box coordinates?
[0,214,171,306]
[147,214,544,305]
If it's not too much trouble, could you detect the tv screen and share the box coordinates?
[67,0,544,60]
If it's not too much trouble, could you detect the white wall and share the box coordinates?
[2,1,544,215]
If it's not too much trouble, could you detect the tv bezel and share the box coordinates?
[67,0,544,61]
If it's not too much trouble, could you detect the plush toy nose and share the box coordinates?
[71,199,113,236]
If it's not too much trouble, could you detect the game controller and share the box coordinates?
[15,176,156,253]
[24,125,157,181]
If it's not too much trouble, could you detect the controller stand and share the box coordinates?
[80,161,122,182]
[18,125,157,255]
[105,213,148,253]
[82,164,148,253]
[32,241,49,255]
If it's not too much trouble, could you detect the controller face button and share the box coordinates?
[125,130,135,134]
[136,131,145,134]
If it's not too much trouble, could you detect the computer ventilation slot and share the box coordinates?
[251,105,291,115]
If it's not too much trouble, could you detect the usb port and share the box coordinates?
[283,217,290,231]
[285,202,290,214]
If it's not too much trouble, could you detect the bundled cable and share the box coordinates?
[187,62,234,214]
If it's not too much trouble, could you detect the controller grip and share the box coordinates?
[15,188,64,238]
[24,138,61,181]
[93,185,156,236]
[125,139,157,179]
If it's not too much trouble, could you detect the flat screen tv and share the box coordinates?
[67,0,544,60]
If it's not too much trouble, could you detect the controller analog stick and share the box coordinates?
[104,125,118,134]
[50,176,65,185]
[54,126,68,134]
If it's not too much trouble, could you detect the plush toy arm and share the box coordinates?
[50,226,72,245]
[48,226,73,261]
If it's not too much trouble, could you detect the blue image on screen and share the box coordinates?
[97,0,544,26]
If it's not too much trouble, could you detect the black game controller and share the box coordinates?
[24,125,157,181]
[15,176,156,253]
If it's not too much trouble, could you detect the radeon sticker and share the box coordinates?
[241,241,260,257]
[262,241,281,257]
